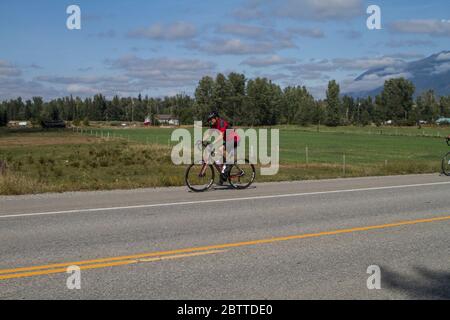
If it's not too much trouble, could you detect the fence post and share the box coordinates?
[343,154,346,176]
[305,146,309,166]
[0,160,7,176]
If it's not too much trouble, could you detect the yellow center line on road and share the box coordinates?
[1,214,450,281]
[0,250,226,281]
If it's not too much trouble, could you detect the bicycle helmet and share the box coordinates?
[207,111,219,121]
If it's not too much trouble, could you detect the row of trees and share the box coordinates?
[0,94,193,127]
[1,73,450,127]
[324,78,450,126]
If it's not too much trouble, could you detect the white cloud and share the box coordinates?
[0,77,61,100]
[189,22,297,56]
[35,74,141,96]
[235,0,363,21]
[232,0,267,20]
[107,55,216,88]
[127,22,197,41]
[436,52,450,61]
[190,38,292,55]
[287,56,406,76]
[332,56,406,70]
[217,24,266,38]
[390,19,450,37]
[385,39,435,48]
[67,84,98,95]
[276,0,363,20]
[91,30,116,38]
[0,60,22,77]
[432,62,450,75]
[289,27,325,38]
[342,72,412,93]
[241,55,296,67]
[36,75,120,84]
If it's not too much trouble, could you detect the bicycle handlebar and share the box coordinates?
[195,140,213,152]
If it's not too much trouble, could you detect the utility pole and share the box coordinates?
[358,102,361,124]
[131,99,134,123]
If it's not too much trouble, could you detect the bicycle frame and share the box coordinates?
[197,143,224,177]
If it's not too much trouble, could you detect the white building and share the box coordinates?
[155,114,179,126]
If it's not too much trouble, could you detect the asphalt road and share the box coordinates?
[0,174,449,300]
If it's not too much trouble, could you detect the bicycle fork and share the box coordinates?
[198,163,208,177]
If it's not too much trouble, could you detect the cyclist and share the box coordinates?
[206,111,241,185]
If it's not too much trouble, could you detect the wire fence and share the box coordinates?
[71,126,446,177]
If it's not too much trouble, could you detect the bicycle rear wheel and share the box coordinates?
[185,164,215,192]
[228,159,256,189]
[442,152,450,176]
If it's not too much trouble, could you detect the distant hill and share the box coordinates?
[345,51,450,98]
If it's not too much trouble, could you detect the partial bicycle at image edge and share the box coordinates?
[442,137,450,176]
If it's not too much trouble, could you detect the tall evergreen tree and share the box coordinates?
[0,106,8,126]
[380,78,415,124]
[440,96,450,117]
[416,89,439,122]
[212,73,232,117]
[325,80,341,127]
[227,72,246,125]
[194,76,215,121]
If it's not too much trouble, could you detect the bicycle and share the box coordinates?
[442,137,450,176]
[185,141,256,192]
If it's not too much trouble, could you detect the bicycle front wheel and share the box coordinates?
[228,159,256,189]
[185,164,215,192]
[442,152,450,176]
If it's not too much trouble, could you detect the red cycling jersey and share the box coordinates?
[210,118,240,144]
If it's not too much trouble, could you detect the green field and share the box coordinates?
[78,125,449,165]
[0,126,449,195]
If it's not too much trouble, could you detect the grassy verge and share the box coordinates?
[0,130,184,195]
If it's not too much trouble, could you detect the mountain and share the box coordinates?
[345,51,450,98]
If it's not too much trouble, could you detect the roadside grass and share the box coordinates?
[0,130,185,195]
[0,127,448,195]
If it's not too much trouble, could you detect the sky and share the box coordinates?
[0,0,449,100]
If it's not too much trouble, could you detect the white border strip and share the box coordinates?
[1,181,450,219]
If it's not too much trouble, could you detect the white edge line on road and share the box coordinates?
[1,181,450,219]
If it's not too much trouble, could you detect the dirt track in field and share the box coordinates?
[0,135,99,147]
